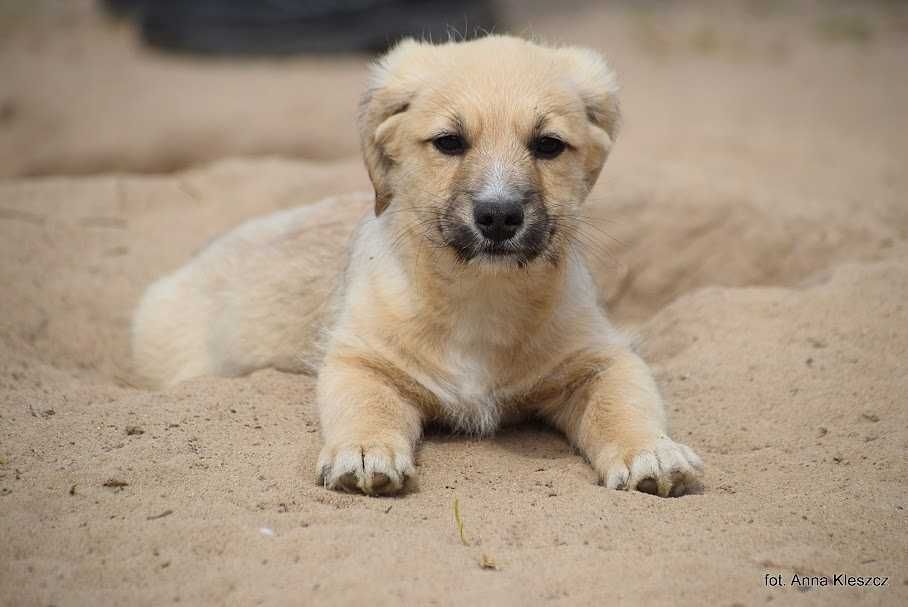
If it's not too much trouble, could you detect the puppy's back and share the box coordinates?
[131,193,370,388]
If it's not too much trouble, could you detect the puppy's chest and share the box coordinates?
[416,323,539,435]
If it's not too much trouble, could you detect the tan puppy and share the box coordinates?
[132,35,703,497]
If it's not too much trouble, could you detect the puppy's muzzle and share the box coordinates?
[472,197,524,243]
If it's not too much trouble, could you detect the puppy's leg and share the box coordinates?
[316,355,423,495]
[546,348,703,497]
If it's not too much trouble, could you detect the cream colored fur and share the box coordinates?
[132,35,703,497]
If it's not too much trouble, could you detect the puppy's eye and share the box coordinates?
[433,134,466,156]
[531,136,566,159]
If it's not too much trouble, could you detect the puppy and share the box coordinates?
[132,35,704,497]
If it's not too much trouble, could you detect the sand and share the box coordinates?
[1,2,907,606]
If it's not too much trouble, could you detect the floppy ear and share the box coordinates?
[560,47,621,189]
[359,39,423,216]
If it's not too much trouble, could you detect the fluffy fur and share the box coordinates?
[132,35,703,497]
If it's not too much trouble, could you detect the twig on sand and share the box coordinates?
[147,509,173,520]
[453,496,468,546]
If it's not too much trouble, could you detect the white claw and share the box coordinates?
[597,438,704,498]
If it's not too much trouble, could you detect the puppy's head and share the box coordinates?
[360,35,619,267]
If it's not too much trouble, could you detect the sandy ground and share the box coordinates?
[2,2,907,605]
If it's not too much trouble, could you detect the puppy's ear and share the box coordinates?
[359,39,424,216]
[560,47,621,188]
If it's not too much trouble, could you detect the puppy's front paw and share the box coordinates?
[317,441,415,496]
[596,437,703,497]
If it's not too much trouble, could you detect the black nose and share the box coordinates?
[472,199,524,242]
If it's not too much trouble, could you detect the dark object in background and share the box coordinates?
[101,0,498,55]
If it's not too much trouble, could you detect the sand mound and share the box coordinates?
[2,155,906,605]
